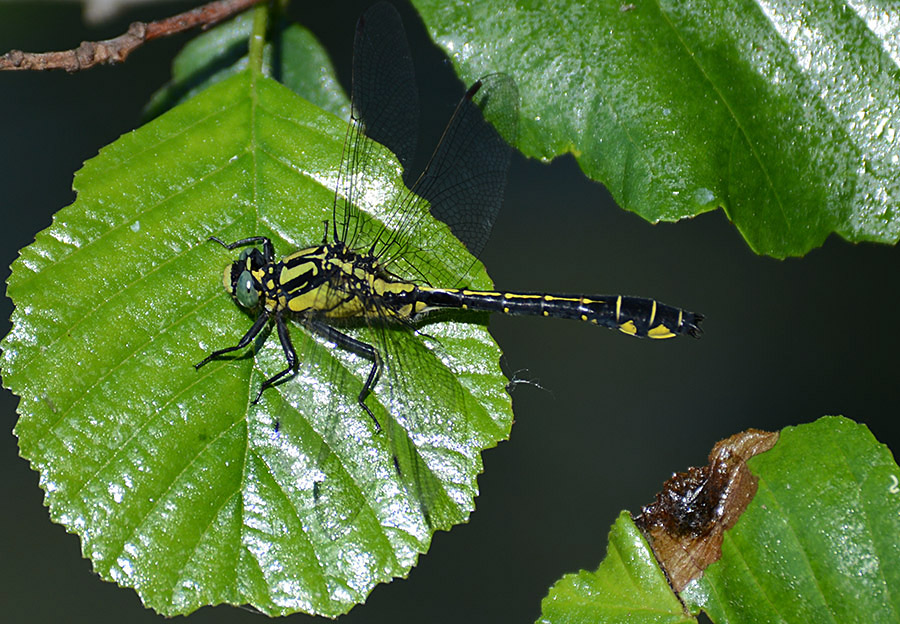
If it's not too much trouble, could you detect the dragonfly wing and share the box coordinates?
[334,2,419,248]
[377,73,520,288]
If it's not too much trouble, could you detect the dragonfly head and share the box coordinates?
[224,248,264,309]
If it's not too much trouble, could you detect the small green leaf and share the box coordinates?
[146,13,349,121]
[541,512,692,624]
[412,0,900,258]
[539,417,900,624]
[683,416,900,623]
[2,70,511,617]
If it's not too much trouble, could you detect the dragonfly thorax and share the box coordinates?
[223,242,421,321]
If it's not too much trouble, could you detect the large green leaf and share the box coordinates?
[541,417,900,623]
[413,0,900,258]
[1,69,512,617]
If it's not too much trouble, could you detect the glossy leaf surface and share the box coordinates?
[684,416,900,623]
[2,70,512,617]
[413,0,900,258]
[541,417,900,623]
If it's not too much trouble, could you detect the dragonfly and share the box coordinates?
[196,2,702,434]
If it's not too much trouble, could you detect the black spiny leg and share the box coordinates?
[195,310,270,369]
[307,319,382,432]
[253,313,298,404]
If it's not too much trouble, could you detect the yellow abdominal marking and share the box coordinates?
[618,320,637,335]
[462,289,501,297]
[541,294,580,302]
[504,293,543,299]
[647,324,676,339]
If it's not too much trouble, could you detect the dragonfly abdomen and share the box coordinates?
[416,288,702,339]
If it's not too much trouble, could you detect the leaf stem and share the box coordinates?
[247,2,268,76]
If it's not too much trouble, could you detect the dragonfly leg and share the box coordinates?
[195,310,270,368]
[253,313,298,404]
[307,318,382,432]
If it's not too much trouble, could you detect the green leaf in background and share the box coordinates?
[1,69,511,617]
[412,0,900,258]
[145,11,349,121]
[540,417,900,623]
[683,416,900,623]
[541,512,693,624]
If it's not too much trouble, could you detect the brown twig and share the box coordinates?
[0,0,267,72]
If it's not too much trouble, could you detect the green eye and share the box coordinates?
[234,270,259,308]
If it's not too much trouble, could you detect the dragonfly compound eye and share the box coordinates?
[234,270,259,308]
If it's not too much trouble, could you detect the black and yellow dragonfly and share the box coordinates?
[195,3,702,430]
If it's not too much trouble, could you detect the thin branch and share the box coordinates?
[0,0,267,72]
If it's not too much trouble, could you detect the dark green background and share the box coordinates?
[2,2,898,623]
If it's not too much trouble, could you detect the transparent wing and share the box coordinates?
[333,2,418,249]
[380,73,519,286]
[335,3,519,288]
[301,1,516,559]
